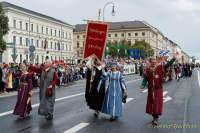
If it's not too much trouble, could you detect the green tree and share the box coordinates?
[132,40,154,58]
[0,3,9,53]
[109,41,118,57]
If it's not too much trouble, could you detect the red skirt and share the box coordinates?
[146,88,163,115]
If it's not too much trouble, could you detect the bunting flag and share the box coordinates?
[159,50,170,56]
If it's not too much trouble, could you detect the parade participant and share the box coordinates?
[140,57,176,125]
[13,62,33,118]
[101,63,128,121]
[85,57,106,117]
[29,56,58,120]
[175,64,181,81]
[6,69,13,92]
[0,64,4,93]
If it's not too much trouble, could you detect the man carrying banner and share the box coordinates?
[83,21,108,117]
[85,57,106,117]
[140,56,176,125]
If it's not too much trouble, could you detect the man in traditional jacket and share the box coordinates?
[85,58,106,117]
[140,57,176,125]
[29,56,58,120]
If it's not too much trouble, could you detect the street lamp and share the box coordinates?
[103,1,115,21]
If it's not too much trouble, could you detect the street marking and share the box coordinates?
[55,93,84,102]
[0,89,39,98]
[142,89,148,93]
[164,96,172,103]
[63,123,89,133]
[163,91,168,97]
[0,110,13,117]
[182,99,188,133]
[123,98,135,105]
[126,98,134,103]
[63,98,134,133]
[197,70,200,88]
[0,78,141,117]
[126,78,142,84]
[0,92,85,117]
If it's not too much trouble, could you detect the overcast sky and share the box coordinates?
[1,0,200,58]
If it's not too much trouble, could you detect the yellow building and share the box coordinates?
[74,21,169,59]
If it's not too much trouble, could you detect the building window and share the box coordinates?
[36,40,39,47]
[50,29,52,36]
[62,32,64,38]
[41,40,44,48]
[142,32,145,36]
[66,44,68,50]
[77,35,79,39]
[19,21,22,29]
[31,39,34,46]
[13,19,16,28]
[54,42,57,50]
[108,34,111,37]
[37,55,39,63]
[46,28,48,35]
[26,23,28,31]
[55,30,57,36]
[62,44,64,50]
[128,40,131,45]
[51,42,53,49]
[83,35,85,38]
[59,31,61,37]
[152,33,155,38]
[42,56,44,63]
[20,54,22,63]
[77,42,79,48]
[36,25,39,33]
[66,32,68,39]
[128,33,131,36]
[20,37,22,45]
[77,51,79,57]
[69,45,71,51]
[135,33,138,36]
[13,36,16,45]
[42,26,44,34]
[26,38,29,46]
[121,33,124,37]
[26,55,28,60]
[115,33,118,37]
[31,24,33,32]
[69,33,71,39]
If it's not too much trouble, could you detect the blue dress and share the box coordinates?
[101,71,127,117]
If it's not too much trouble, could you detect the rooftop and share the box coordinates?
[74,21,151,32]
[0,1,72,27]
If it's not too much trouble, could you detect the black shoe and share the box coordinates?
[152,119,159,126]
[94,112,99,118]
[109,116,116,122]
[45,114,53,120]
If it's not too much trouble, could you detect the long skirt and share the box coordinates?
[146,88,163,115]
[102,87,123,117]
[13,85,32,118]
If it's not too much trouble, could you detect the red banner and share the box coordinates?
[83,21,108,61]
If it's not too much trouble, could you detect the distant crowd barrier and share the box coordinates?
[123,64,136,75]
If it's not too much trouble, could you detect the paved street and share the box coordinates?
[0,69,200,133]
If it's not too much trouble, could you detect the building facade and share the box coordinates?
[1,2,74,64]
[73,21,169,59]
